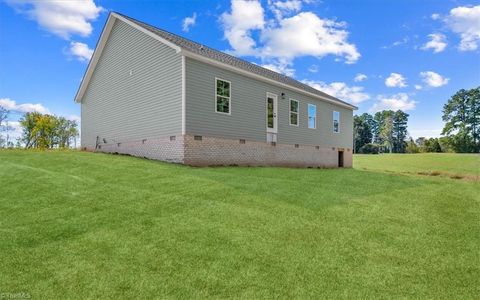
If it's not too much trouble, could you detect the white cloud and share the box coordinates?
[445,5,480,51]
[66,115,81,123]
[269,0,303,19]
[385,73,407,88]
[302,80,370,104]
[354,73,367,82]
[381,37,409,49]
[431,13,440,20]
[308,64,318,73]
[69,41,93,62]
[370,93,416,112]
[261,62,295,77]
[182,12,197,32]
[220,0,265,56]
[220,0,360,66]
[261,12,360,64]
[0,98,50,114]
[420,71,449,87]
[414,84,422,90]
[421,33,447,53]
[2,121,23,141]
[6,0,103,39]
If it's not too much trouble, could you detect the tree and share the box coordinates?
[353,113,373,153]
[373,110,398,153]
[415,137,426,148]
[373,112,384,145]
[19,112,42,148]
[406,138,419,153]
[0,105,8,148]
[358,143,379,154]
[56,117,79,148]
[424,138,442,152]
[392,110,409,153]
[380,116,393,153]
[19,112,78,149]
[442,87,480,153]
[439,136,454,153]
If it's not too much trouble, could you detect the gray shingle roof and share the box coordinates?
[117,13,356,109]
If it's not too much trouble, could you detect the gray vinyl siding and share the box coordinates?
[185,57,353,149]
[81,19,182,148]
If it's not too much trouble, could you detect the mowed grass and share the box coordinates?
[355,153,480,180]
[0,150,478,299]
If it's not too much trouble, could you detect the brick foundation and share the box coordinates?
[88,135,185,163]
[86,134,352,168]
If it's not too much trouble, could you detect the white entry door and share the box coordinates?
[266,93,278,133]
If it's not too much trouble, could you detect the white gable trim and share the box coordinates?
[179,49,357,110]
[112,13,181,53]
[74,12,181,103]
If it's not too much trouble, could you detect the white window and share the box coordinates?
[308,104,316,129]
[215,78,231,114]
[289,99,299,126]
[333,111,340,133]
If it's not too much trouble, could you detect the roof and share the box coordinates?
[75,12,357,110]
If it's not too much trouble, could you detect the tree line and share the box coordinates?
[354,110,409,154]
[0,109,78,149]
[354,87,479,154]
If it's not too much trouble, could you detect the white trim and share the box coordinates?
[333,110,340,133]
[308,104,316,129]
[74,12,182,103]
[215,77,231,115]
[180,49,357,110]
[112,13,181,53]
[74,14,116,103]
[181,55,186,135]
[266,92,278,133]
[289,98,299,127]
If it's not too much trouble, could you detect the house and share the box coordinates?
[75,12,357,167]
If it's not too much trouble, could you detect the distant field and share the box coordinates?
[0,150,478,299]
[355,153,479,180]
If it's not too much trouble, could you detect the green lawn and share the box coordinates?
[0,150,478,299]
[355,153,480,179]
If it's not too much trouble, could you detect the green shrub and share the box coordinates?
[359,143,380,154]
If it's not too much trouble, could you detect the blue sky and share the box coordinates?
[1,0,479,140]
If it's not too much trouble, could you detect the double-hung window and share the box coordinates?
[333,111,340,133]
[289,99,299,126]
[308,104,316,129]
[215,78,231,114]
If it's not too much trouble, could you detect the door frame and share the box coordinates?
[266,92,278,134]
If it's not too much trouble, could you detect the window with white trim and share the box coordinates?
[333,111,340,133]
[308,104,316,129]
[215,78,231,114]
[289,99,299,126]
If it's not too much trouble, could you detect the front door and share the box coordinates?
[266,93,278,133]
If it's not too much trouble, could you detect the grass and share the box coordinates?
[355,153,480,180]
[0,150,478,299]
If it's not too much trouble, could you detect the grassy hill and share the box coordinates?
[0,150,478,298]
